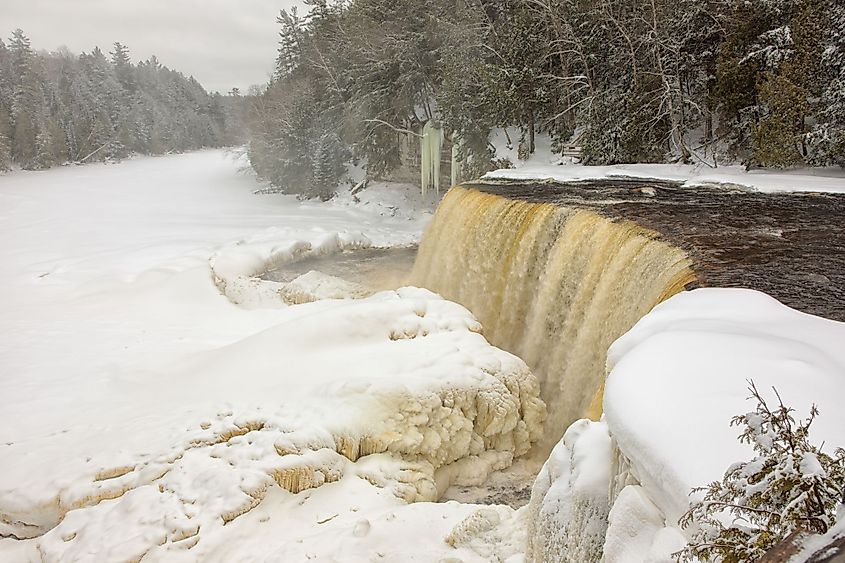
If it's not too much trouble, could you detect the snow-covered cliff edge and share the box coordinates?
[524,288,845,562]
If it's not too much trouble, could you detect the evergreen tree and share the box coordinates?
[110,42,135,92]
[275,9,306,81]
[485,1,554,157]
[311,131,346,200]
[808,0,845,166]
[0,135,10,171]
[9,29,32,84]
[680,382,845,562]
[0,29,247,170]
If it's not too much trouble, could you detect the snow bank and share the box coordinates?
[332,179,441,221]
[521,288,845,562]
[793,518,845,562]
[485,162,845,194]
[23,288,545,560]
[524,419,612,563]
[143,476,495,563]
[605,288,845,528]
[0,151,545,561]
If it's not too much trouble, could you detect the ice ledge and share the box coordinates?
[0,289,546,561]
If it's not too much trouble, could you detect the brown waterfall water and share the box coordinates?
[468,178,845,322]
[410,187,696,455]
[264,180,845,460]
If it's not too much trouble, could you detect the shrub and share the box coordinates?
[678,381,845,563]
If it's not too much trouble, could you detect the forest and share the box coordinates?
[0,29,245,171]
[247,0,845,198]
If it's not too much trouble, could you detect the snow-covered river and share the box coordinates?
[2,151,844,562]
[1,150,541,561]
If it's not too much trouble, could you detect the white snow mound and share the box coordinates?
[523,288,845,562]
[2,288,546,559]
[605,287,845,529]
[0,151,539,561]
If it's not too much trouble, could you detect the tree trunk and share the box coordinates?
[528,110,536,155]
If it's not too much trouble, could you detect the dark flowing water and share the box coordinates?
[465,178,845,322]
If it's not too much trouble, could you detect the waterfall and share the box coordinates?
[411,187,696,454]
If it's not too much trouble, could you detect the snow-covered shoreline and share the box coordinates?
[485,161,845,195]
[526,288,845,562]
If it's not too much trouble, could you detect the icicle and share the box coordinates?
[420,121,443,197]
[451,132,461,188]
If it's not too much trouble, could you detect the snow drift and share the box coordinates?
[0,151,545,561]
[524,288,845,562]
[18,289,545,560]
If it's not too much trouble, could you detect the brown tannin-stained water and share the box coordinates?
[410,181,845,456]
[263,246,419,293]
[466,179,845,322]
[410,186,696,455]
[260,181,843,460]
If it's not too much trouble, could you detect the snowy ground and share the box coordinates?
[0,150,545,562]
[485,161,845,194]
[485,129,845,194]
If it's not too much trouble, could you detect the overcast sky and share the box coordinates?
[4,0,303,93]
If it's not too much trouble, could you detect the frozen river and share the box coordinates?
[0,151,539,562]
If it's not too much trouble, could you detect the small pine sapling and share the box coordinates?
[678,381,845,563]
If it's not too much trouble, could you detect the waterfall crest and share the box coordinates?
[411,187,696,453]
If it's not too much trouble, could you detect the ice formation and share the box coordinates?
[521,289,845,563]
[0,288,546,560]
[525,419,612,563]
[210,231,374,307]
[0,152,545,561]
[0,288,547,560]
[420,121,444,197]
[412,187,695,453]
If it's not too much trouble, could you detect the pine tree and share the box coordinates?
[0,144,10,171]
[9,29,32,84]
[753,72,808,167]
[808,0,845,166]
[110,42,135,93]
[311,131,346,200]
[679,382,845,563]
[275,9,305,80]
[0,126,11,171]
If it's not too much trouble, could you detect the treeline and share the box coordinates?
[0,29,246,171]
[248,0,845,197]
